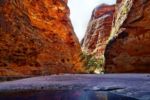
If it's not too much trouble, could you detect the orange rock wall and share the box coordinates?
[105,0,150,73]
[0,0,84,76]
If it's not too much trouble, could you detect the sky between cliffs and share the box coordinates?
[68,0,116,41]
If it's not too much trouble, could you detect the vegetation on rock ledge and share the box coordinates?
[81,52,104,74]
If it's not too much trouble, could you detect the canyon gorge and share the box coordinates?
[0,0,150,76]
[0,1,150,99]
[82,0,150,73]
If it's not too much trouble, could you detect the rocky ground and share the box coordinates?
[0,74,149,100]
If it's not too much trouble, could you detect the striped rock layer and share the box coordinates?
[82,4,115,59]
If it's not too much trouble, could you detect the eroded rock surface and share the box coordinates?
[105,0,150,72]
[0,0,84,76]
[82,4,115,58]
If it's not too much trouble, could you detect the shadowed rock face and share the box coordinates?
[116,0,122,3]
[105,0,150,73]
[0,0,84,76]
[82,4,115,58]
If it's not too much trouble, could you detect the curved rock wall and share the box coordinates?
[105,0,150,73]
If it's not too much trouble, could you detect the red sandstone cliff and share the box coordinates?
[0,0,84,76]
[81,4,115,73]
[82,4,115,58]
[105,0,150,73]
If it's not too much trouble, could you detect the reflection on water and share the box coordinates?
[0,90,137,100]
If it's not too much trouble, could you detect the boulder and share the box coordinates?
[105,0,150,73]
[0,0,84,76]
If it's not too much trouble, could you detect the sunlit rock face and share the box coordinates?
[0,0,84,76]
[82,4,115,58]
[105,0,150,73]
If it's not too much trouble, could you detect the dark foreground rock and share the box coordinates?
[0,74,149,100]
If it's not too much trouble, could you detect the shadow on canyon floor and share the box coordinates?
[0,90,137,100]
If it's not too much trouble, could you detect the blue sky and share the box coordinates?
[68,0,116,41]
